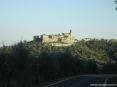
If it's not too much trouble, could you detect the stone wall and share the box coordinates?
[33,30,76,46]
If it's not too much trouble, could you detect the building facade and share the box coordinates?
[33,30,76,46]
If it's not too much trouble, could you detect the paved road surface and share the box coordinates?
[42,75,117,87]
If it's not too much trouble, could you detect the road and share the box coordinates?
[42,75,117,87]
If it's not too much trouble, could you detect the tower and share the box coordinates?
[70,29,72,34]
[70,29,72,40]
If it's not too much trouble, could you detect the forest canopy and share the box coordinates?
[0,39,117,87]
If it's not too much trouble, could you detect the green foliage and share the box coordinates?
[102,63,117,74]
[115,0,117,10]
[0,39,117,86]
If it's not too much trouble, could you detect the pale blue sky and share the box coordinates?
[0,0,117,46]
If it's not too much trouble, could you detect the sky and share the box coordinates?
[0,0,117,46]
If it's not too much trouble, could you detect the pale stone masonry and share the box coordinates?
[33,30,76,46]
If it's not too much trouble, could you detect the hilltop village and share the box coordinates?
[33,30,77,46]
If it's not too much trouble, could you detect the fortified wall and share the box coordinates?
[33,30,76,46]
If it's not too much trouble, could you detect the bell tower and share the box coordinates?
[70,29,72,40]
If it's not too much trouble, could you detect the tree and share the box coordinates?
[57,52,77,77]
[103,63,117,74]
[79,60,97,74]
[39,52,58,81]
[12,42,32,87]
[0,46,14,87]
[108,47,117,63]
[115,0,117,10]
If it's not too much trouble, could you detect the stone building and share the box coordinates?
[33,30,76,46]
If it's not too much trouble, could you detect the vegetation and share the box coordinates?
[0,39,117,87]
[115,0,117,10]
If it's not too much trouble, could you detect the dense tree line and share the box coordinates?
[0,39,117,87]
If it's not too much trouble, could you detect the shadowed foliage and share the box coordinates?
[0,39,117,87]
[115,0,117,10]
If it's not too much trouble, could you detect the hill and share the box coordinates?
[0,38,117,86]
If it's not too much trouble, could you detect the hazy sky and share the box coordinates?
[0,0,117,46]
